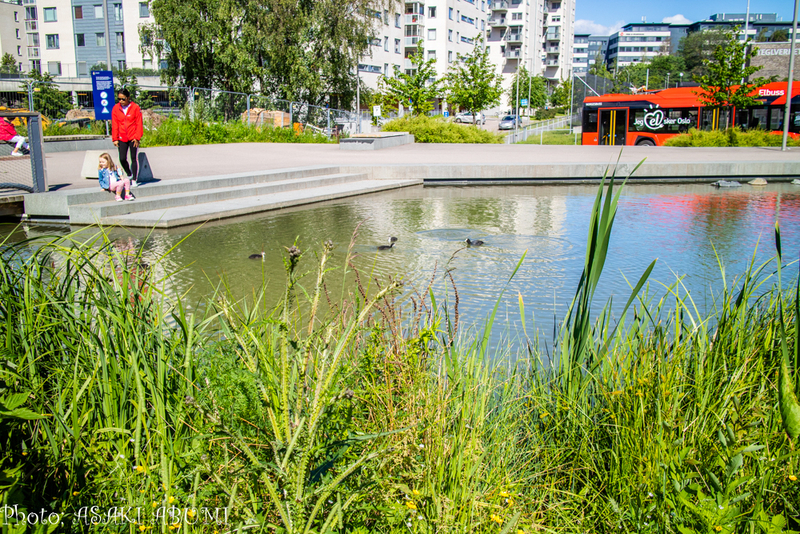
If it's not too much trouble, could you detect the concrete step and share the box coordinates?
[24,165,341,217]
[68,172,368,224]
[100,178,419,228]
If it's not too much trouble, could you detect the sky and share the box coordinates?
[574,0,796,36]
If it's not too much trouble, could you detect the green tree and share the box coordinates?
[549,78,571,107]
[22,70,73,118]
[1,53,19,75]
[141,0,384,108]
[445,37,503,124]
[677,29,728,78]
[379,42,442,116]
[508,66,547,114]
[114,69,155,110]
[588,53,612,78]
[693,26,771,129]
[769,29,789,42]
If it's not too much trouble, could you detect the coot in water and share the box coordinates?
[465,238,484,247]
[378,237,398,250]
[249,251,266,260]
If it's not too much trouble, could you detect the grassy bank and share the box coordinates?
[1,177,798,533]
[518,130,579,145]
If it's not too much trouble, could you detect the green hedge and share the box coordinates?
[140,117,333,147]
[664,127,800,147]
[382,114,502,143]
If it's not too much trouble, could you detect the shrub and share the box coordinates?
[140,116,332,147]
[382,114,502,143]
[664,127,800,147]
[534,108,558,121]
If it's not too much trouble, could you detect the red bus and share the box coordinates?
[581,81,800,146]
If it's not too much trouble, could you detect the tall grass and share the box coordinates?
[664,128,800,147]
[1,168,798,532]
[382,115,503,143]
[141,117,332,147]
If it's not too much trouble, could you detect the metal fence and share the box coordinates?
[504,115,573,144]
[0,77,362,138]
[0,111,48,195]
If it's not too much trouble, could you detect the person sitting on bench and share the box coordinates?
[0,117,30,156]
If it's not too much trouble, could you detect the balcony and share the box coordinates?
[404,36,421,47]
[491,0,509,11]
[405,13,424,25]
[505,32,522,43]
[545,59,559,66]
[25,20,37,31]
[404,58,417,70]
[504,48,521,58]
[488,18,507,26]
[27,46,39,58]
[545,32,560,41]
[547,47,559,53]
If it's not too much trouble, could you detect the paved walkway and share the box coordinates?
[43,143,800,192]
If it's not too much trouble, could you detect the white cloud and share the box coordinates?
[662,14,692,24]
[574,19,626,36]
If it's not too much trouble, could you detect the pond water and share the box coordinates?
[3,182,800,342]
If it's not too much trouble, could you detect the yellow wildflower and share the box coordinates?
[635,390,644,398]
[139,526,146,532]
[790,475,797,481]
[412,489,421,496]
[715,526,722,532]
[499,491,510,497]
[506,497,515,506]
[168,496,175,504]
[490,514,503,524]
[405,501,417,511]
[539,412,549,419]
[152,502,158,508]
[186,510,196,519]
[611,390,623,396]
[135,465,144,473]
[72,491,79,496]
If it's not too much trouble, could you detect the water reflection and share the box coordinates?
[4,182,799,343]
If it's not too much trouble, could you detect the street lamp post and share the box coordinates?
[782,0,798,151]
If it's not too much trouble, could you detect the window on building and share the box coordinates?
[114,4,122,20]
[43,7,57,21]
[428,28,436,40]
[94,5,103,18]
[74,6,83,18]
[481,19,485,30]
[448,7,453,19]
[45,34,59,49]
[384,36,388,51]
[96,32,105,47]
[395,13,400,27]
[16,29,20,39]
[428,6,436,17]
[384,62,389,75]
[14,11,19,21]
[28,33,39,46]
[394,38,400,53]
[116,32,124,51]
[76,33,85,46]
[78,61,87,75]
[30,59,41,73]
[448,51,453,63]
[143,59,152,70]
[448,29,453,41]
[139,2,149,17]
[25,7,37,20]
[456,10,460,21]
[512,12,522,20]
[47,61,61,76]
[383,9,388,25]
[428,50,436,60]
[17,46,21,56]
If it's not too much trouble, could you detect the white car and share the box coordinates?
[454,112,486,125]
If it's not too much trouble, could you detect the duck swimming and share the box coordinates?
[378,237,398,250]
[465,238,484,247]
[248,251,265,260]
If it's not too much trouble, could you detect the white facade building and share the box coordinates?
[0,0,27,73]
[605,23,671,69]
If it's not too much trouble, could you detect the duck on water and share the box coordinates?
[465,238,485,247]
[378,237,398,250]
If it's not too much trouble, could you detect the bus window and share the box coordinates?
[768,107,784,131]
[584,110,598,133]
[736,107,768,130]
[701,108,731,130]
[791,105,800,134]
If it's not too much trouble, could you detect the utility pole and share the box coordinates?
[356,68,361,134]
[103,0,112,70]
[782,0,798,151]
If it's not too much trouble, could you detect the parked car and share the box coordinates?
[454,112,486,125]
[498,115,521,130]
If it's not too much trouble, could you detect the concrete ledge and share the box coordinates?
[43,136,115,154]
[339,133,414,151]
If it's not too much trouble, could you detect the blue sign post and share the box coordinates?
[520,98,528,107]
[91,71,115,120]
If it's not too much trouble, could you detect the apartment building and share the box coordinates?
[605,23,671,69]
[571,33,588,76]
[486,0,574,97]
[20,0,156,78]
[358,0,490,96]
[0,0,27,73]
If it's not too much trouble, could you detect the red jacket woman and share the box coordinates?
[111,101,143,143]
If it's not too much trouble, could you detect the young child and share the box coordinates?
[98,153,134,201]
[0,117,30,156]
